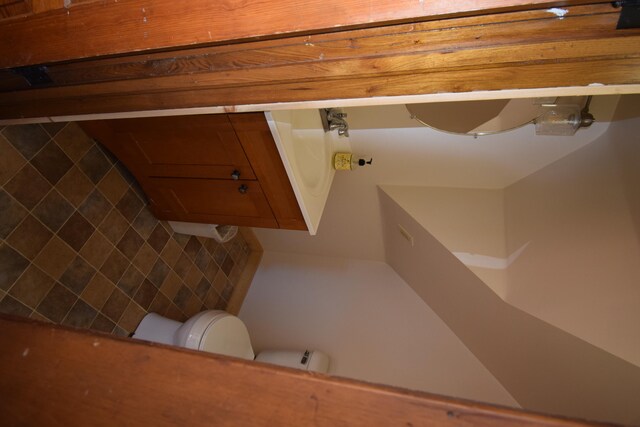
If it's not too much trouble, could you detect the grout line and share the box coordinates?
[224,229,261,316]
[2,121,258,335]
[0,132,29,186]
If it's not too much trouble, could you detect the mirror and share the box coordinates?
[406,98,543,135]
[406,96,593,136]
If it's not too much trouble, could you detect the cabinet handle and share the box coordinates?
[238,184,248,194]
[231,170,241,180]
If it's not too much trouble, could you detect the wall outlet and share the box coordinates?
[398,224,414,246]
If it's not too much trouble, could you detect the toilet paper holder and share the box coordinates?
[168,221,238,243]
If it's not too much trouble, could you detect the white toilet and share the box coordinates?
[133,310,330,373]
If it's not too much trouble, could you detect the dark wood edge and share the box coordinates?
[0,0,602,68]
[230,113,307,231]
[0,314,611,427]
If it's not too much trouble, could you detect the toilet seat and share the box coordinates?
[174,310,254,360]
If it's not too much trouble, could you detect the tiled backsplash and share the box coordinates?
[0,123,251,336]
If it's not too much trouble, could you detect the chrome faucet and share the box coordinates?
[320,108,349,137]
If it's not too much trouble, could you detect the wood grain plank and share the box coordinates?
[2,52,639,119]
[38,4,618,87]
[0,0,602,68]
[1,4,638,119]
[29,0,64,14]
[0,0,30,19]
[0,314,608,427]
[2,7,638,112]
[17,35,639,101]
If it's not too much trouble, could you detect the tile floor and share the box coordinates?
[0,122,251,336]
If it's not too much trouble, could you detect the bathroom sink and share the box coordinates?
[265,109,350,234]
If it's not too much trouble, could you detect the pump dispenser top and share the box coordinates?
[333,152,373,171]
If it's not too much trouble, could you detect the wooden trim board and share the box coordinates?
[225,227,263,316]
[0,314,610,427]
[2,84,638,126]
[1,4,638,120]
[0,0,600,68]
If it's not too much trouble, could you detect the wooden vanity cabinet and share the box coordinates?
[80,113,306,231]
[145,177,277,228]
[80,114,256,180]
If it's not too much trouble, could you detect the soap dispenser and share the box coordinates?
[333,152,373,171]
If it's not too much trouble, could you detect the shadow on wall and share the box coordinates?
[238,252,519,407]
[503,106,640,368]
[610,95,640,244]
[380,187,640,425]
[380,97,640,370]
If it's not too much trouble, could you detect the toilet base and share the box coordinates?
[132,312,329,374]
[133,313,182,345]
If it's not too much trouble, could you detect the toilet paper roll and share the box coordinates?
[168,221,238,243]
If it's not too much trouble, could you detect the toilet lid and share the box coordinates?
[199,315,255,360]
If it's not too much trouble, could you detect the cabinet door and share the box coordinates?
[80,115,256,180]
[146,177,278,228]
[230,113,307,231]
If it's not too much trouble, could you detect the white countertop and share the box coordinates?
[265,110,350,235]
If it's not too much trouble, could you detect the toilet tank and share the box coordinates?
[255,350,330,374]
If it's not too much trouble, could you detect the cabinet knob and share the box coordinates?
[231,170,241,180]
[238,184,248,194]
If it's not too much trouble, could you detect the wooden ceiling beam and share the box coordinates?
[1,4,638,120]
[4,58,638,119]
[30,5,629,88]
[0,0,604,68]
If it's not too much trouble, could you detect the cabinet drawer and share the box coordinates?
[81,115,256,180]
[146,177,278,228]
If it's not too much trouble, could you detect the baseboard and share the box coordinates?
[226,227,263,315]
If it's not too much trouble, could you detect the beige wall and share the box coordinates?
[379,100,640,367]
[381,185,510,297]
[255,99,614,262]
[381,186,506,258]
[380,189,640,425]
[504,113,640,367]
[610,95,640,244]
[239,251,518,407]
[250,95,639,422]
